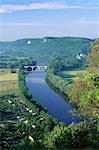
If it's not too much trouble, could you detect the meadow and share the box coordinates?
[58,70,86,81]
[0,69,19,95]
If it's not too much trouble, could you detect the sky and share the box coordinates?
[0,0,99,41]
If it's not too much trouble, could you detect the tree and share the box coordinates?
[44,122,98,149]
[88,39,99,72]
[70,39,99,118]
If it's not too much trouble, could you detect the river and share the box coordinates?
[26,71,84,124]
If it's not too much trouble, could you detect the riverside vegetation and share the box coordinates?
[46,39,99,119]
[0,38,99,149]
[1,62,98,149]
[18,64,98,149]
[19,39,99,149]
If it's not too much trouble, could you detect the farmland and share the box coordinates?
[0,69,19,95]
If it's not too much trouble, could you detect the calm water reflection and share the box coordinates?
[26,72,83,124]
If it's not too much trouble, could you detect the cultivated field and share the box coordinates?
[0,69,19,95]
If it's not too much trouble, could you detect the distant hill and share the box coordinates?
[0,37,93,66]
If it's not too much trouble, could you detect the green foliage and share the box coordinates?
[0,55,34,69]
[46,69,73,96]
[70,40,99,118]
[88,39,99,72]
[0,92,60,149]
[16,139,36,150]
[18,65,60,133]
[44,121,99,150]
[0,37,93,68]
[48,55,62,72]
[44,39,99,149]
[1,38,98,150]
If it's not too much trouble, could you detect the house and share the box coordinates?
[27,40,31,45]
[39,118,44,121]
[29,110,32,113]
[16,116,21,119]
[26,108,29,111]
[32,125,36,129]
[32,113,37,116]
[28,135,35,143]
[42,38,47,43]
[24,120,28,124]
[76,52,87,60]
[8,100,12,104]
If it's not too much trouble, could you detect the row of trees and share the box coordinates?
[46,68,73,95]
[48,55,83,73]
[0,56,35,69]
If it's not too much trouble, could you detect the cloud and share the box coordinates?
[0,2,65,13]
[73,18,99,24]
[0,22,48,26]
[0,2,98,13]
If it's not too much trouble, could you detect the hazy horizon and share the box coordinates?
[0,35,97,42]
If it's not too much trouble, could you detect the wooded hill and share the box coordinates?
[0,37,93,68]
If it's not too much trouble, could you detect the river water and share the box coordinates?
[26,72,83,124]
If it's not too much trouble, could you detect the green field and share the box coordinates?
[0,69,19,95]
[58,70,86,81]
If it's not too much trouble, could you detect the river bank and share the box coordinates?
[46,67,99,120]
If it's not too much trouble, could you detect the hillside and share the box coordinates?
[0,37,93,60]
[0,37,93,58]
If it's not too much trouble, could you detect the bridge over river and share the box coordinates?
[24,65,47,72]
